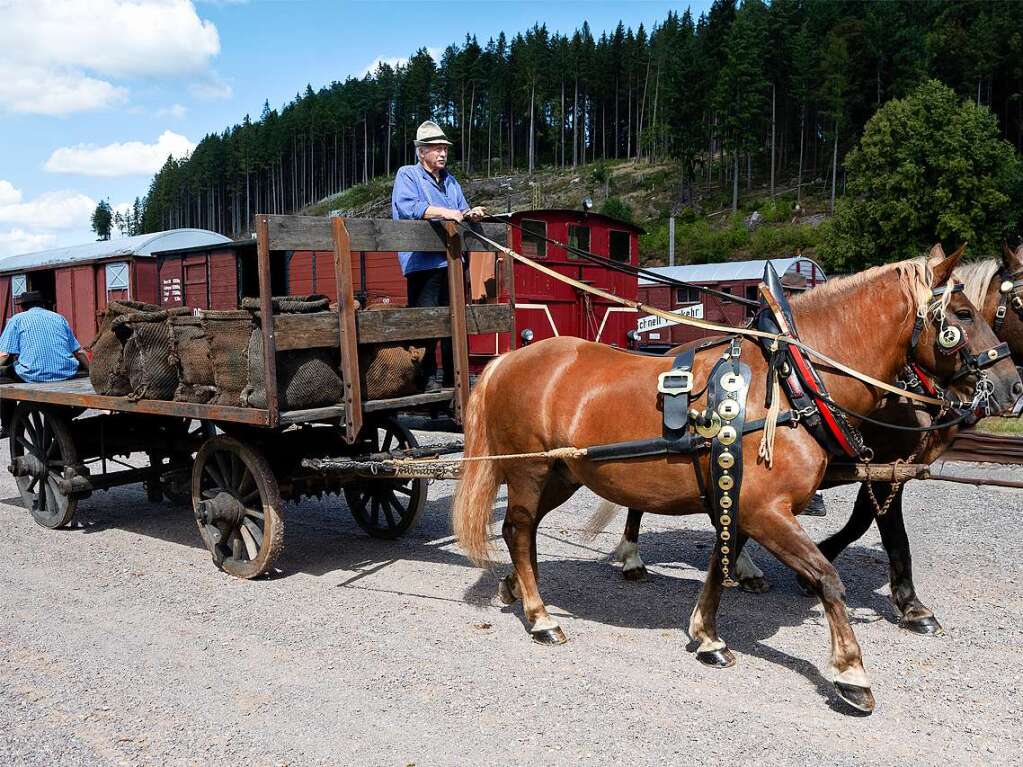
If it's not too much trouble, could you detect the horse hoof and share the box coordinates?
[834,681,875,714]
[623,565,648,582]
[740,575,771,594]
[531,627,568,645]
[696,647,736,668]
[497,577,519,605]
[901,615,944,636]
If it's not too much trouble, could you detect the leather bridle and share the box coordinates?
[993,266,1023,334]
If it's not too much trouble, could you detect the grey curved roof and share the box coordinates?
[638,256,826,286]
[0,229,232,273]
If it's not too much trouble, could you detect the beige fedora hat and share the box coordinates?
[414,120,452,147]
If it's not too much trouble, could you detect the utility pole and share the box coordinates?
[668,216,676,266]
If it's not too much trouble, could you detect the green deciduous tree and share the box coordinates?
[820,79,1022,271]
[91,200,113,241]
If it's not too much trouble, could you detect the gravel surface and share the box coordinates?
[1,433,1022,766]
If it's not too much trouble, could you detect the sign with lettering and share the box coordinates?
[637,303,703,333]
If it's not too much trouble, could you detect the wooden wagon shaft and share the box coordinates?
[827,460,1023,489]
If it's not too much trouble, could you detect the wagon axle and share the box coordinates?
[195,491,249,528]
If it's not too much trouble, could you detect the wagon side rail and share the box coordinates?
[257,214,513,441]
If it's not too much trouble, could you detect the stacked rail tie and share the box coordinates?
[89,297,426,410]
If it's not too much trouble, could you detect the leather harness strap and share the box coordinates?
[994,266,1023,334]
[660,350,695,442]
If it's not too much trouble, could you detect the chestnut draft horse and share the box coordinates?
[453,250,1022,713]
[599,244,1023,635]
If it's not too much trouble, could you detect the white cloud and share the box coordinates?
[0,65,128,116]
[189,72,232,100]
[0,229,59,259]
[0,186,97,231]
[157,103,188,119]
[44,130,195,177]
[0,181,22,207]
[0,0,222,115]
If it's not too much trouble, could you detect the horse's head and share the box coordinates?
[997,243,1023,369]
[911,244,1023,418]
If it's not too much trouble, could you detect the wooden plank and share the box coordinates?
[332,217,362,443]
[266,215,507,253]
[363,389,455,413]
[0,381,271,425]
[446,222,470,424]
[255,216,280,427]
[279,405,347,425]
[273,304,513,350]
[502,222,516,349]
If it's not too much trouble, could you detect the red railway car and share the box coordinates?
[0,229,231,347]
[635,257,827,349]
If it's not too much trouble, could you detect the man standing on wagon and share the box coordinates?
[392,120,485,392]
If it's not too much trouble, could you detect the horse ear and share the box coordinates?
[928,243,965,288]
[1004,241,1023,271]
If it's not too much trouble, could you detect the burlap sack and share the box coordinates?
[169,314,216,403]
[200,310,253,407]
[113,309,185,401]
[89,300,159,395]
[359,344,427,400]
[242,313,344,410]
[240,295,330,314]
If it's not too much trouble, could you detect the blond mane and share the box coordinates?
[954,258,1000,308]
[791,259,936,318]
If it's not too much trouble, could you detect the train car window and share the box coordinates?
[520,219,547,259]
[745,284,759,302]
[719,285,733,303]
[11,274,27,298]
[676,286,700,304]
[105,262,129,292]
[609,230,630,262]
[567,225,590,259]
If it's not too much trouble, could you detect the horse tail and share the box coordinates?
[452,355,505,567]
[583,498,622,540]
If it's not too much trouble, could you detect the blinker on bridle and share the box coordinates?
[994,266,1023,333]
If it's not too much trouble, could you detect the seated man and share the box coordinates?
[0,290,89,437]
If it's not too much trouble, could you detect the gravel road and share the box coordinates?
[1,434,1021,766]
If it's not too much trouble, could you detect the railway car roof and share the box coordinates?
[0,228,232,273]
[639,256,825,286]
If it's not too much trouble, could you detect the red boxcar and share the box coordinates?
[0,229,231,347]
[636,257,827,349]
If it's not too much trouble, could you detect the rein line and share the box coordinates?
[462,224,946,407]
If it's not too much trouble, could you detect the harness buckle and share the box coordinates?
[996,304,1008,320]
[658,370,693,396]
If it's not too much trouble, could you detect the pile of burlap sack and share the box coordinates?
[89,297,426,409]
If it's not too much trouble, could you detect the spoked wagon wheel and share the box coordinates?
[9,404,79,529]
[192,436,283,579]
[344,416,427,540]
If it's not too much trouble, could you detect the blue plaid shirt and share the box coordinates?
[0,307,82,382]
[391,163,470,275]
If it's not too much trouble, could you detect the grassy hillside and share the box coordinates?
[303,159,829,267]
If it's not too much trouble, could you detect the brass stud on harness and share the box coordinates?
[717,399,740,420]
[938,325,963,350]
[720,530,731,541]
[720,372,744,393]
[720,546,729,554]
[718,425,737,445]
[719,494,733,509]
[717,452,734,469]
[1002,280,1015,294]
[718,474,734,490]
[695,411,723,438]
[719,514,731,526]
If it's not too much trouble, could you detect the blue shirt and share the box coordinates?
[391,163,470,275]
[0,307,82,382]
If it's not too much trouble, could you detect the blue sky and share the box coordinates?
[0,0,708,258]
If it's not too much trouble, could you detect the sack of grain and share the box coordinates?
[169,313,216,403]
[200,309,254,407]
[89,300,160,395]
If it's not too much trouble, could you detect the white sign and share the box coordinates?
[637,303,703,333]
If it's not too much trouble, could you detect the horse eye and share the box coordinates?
[954,310,973,322]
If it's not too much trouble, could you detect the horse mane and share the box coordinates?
[791,258,935,318]
[954,258,1000,309]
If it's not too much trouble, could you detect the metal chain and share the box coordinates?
[864,444,924,517]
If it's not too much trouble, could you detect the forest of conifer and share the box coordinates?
[138,0,1023,241]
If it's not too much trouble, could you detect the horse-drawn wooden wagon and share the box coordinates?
[0,215,514,578]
